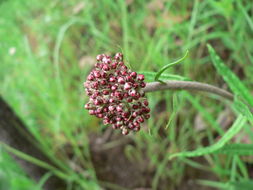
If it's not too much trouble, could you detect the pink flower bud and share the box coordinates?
[122,128,129,135]
[108,105,115,111]
[137,74,145,81]
[124,82,132,90]
[96,54,103,61]
[130,72,137,78]
[118,77,125,84]
[94,71,101,78]
[109,76,116,82]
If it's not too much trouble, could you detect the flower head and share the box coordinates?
[84,53,150,135]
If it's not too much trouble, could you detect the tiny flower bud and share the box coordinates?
[124,82,132,90]
[130,72,137,78]
[108,105,115,111]
[96,54,103,61]
[109,76,116,82]
[122,128,129,135]
[137,74,145,81]
[118,77,125,84]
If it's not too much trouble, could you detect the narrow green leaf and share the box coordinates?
[229,180,253,190]
[233,97,253,125]
[207,44,253,107]
[139,71,190,82]
[1,143,69,180]
[213,144,253,155]
[169,115,247,159]
[154,50,189,83]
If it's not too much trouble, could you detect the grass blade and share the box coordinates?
[169,115,247,159]
[207,44,253,106]
[154,50,189,83]
[139,71,190,82]
[213,144,253,155]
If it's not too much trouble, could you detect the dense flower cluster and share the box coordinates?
[84,53,150,135]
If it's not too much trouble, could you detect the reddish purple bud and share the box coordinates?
[100,80,106,85]
[94,99,101,105]
[116,122,122,128]
[123,93,129,98]
[137,74,145,81]
[96,54,103,61]
[144,107,150,113]
[121,70,127,76]
[96,107,103,114]
[94,71,101,78]
[111,85,118,91]
[115,52,123,60]
[111,62,118,69]
[102,98,109,104]
[109,98,115,103]
[132,112,138,118]
[125,75,132,82]
[102,64,110,71]
[103,118,110,125]
[122,128,129,135]
[124,82,132,90]
[118,77,125,84]
[127,98,133,102]
[133,83,139,88]
[129,89,137,97]
[89,110,95,115]
[122,112,130,118]
[133,121,140,127]
[116,117,122,121]
[103,90,109,95]
[97,113,103,118]
[109,76,116,82]
[108,105,115,111]
[116,105,123,112]
[128,123,135,129]
[102,57,111,64]
[130,72,137,78]
[143,100,149,106]
[84,103,91,109]
[87,75,94,81]
[140,82,146,88]
[145,114,150,119]
[118,61,124,66]
[137,116,144,123]
[132,104,139,109]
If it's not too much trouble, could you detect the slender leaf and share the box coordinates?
[207,44,253,106]
[139,71,190,82]
[233,96,253,125]
[169,115,247,159]
[213,144,253,155]
[154,50,189,83]
[229,180,253,190]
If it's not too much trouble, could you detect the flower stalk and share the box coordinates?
[144,80,233,101]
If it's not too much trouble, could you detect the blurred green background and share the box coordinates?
[0,0,253,189]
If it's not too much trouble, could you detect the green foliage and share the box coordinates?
[139,71,189,82]
[0,148,40,190]
[214,144,253,155]
[207,44,253,107]
[0,0,253,189]
[169,115,247,159]
[154,50,189,83]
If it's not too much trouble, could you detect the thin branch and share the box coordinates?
[143,80,234,101]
